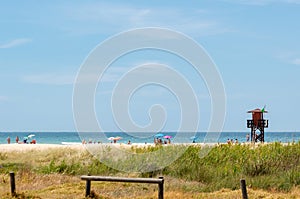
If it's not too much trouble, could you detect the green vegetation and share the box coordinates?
[1,142,300,198]
[164,142,300,192]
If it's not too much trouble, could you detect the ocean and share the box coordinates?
[0,132,299,145]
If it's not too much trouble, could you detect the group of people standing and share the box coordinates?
[227,138,239,144]
[6,136,19,144]
[6,136,20,144]
[6,136,36,144]
[226,134,251,145]
[154,137,171,145]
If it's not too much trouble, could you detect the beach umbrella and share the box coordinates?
[108,136,122,141]
[163,135,172,139]
[154,133,164,138]
[28,134,35,138]
[190,136,198,140]
[108,137,115,141]
[113,136,122,141]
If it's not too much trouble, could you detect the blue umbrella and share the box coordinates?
[154,133,164,138]
[190,136,198,140]
[190,136,198,143]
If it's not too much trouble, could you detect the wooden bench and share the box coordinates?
[81,175,164,199]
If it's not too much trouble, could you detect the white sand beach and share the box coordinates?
[0,143,84,152]
[0,141,278,153]
[0,142,180,152]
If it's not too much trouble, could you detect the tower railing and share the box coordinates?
[247,119,268,128]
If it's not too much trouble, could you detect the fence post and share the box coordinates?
[240,179,248,199]
[85,179,91,197]
[9,172,16,197]
[85,174,91,197]
[158,176,164,199]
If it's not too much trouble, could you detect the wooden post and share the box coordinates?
[9,172,16,197]
[85,173,91,197]
[85,179,91,197]
[240,179,248,199]
[158,176,164,199]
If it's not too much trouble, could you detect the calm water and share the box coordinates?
[0,132,299,145]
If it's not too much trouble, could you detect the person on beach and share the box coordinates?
[127,140,131,145]
[227,138,231,144]
[7,136,11,144]
[246,134,250,142]
[30,139,36,144]
[158,138,162,144]
[16,136,19,143]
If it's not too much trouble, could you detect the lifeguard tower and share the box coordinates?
[247,107,268,143]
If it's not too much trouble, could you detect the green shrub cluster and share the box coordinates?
[33,142,300,191]
[2,142,300,193]
[37,158,117,176]
[164,142,300,192]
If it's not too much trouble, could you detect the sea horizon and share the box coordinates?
[1,131,300,145]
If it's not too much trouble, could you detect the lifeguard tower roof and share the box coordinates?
[247,108,268,113]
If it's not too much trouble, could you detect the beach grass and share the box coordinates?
[0,142,300,198]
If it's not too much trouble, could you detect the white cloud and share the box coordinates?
[101,67,130,82]
[23,74,75,85]
[277,52,300,65]
[223,0,300,5]
[277,0,300,3]
[100,63,174,83]
[291,58,300,65]
[286,0,300,3]
[226,0,274,5]
[62,2,229,36]
[0,38,32,49]
[62,3,150,34]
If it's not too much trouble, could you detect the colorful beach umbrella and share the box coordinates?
[154,133,164,138]
[163,135,172,139]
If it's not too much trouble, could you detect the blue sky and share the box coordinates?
[1,0,300,132]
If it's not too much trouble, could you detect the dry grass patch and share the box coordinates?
[1,144,300,198]
[1,173,300,198]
